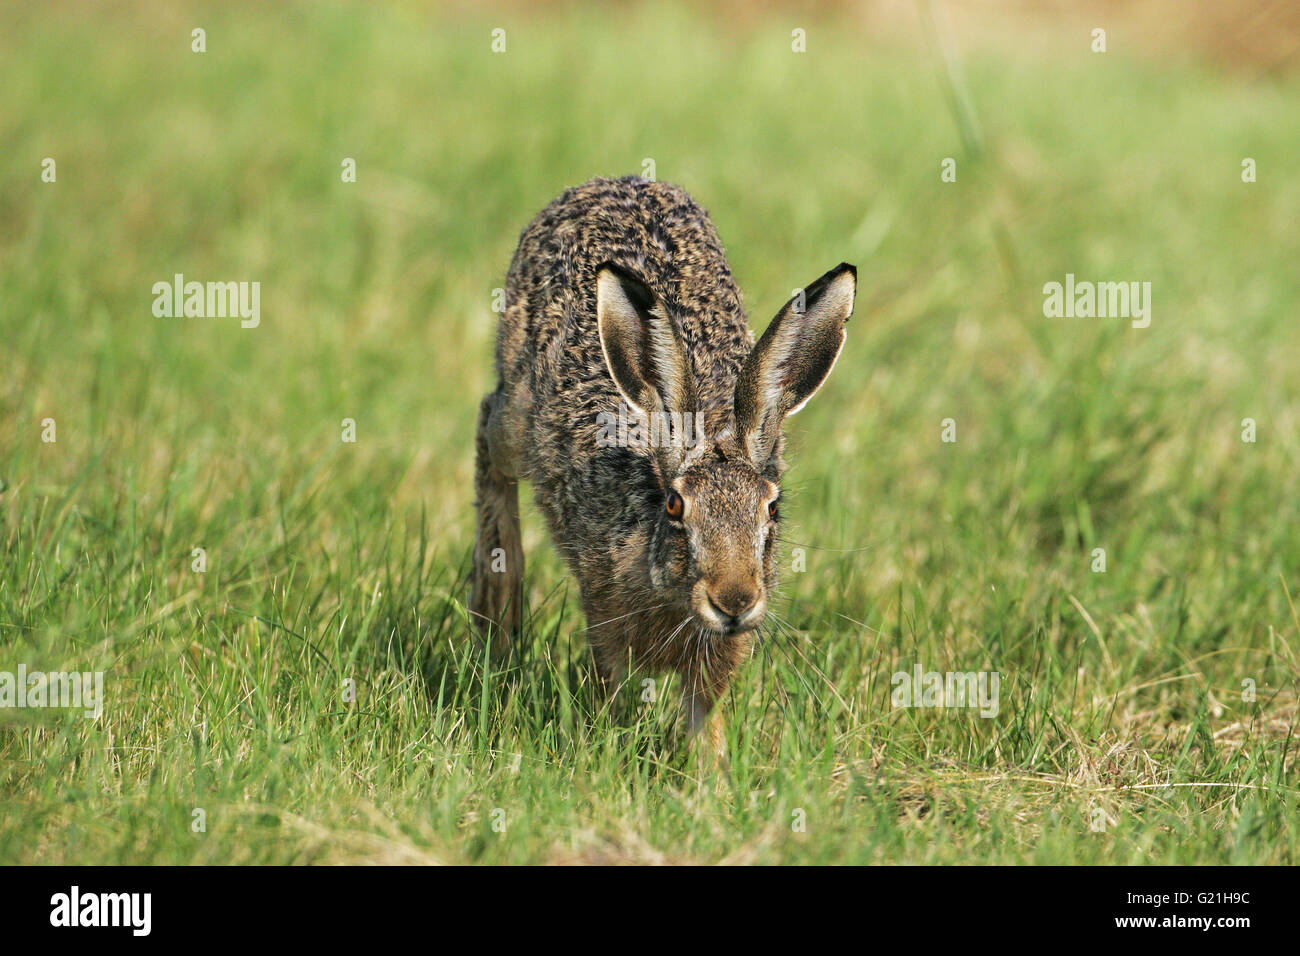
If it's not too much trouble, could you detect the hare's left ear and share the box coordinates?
[733,262,855,467]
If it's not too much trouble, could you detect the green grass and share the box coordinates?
[2,0,1298,864]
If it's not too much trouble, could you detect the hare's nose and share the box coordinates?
[707,587,762,627]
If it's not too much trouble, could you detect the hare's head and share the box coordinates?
[596,260,856,635]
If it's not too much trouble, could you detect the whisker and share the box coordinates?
[584,602,671,632]
[754,625,795,715]
[753,626,818,747]
[650,613,694,662]
[760,614,834,713]
[780,540,882,554]
[766,607,867,713]
[830,609,889,639]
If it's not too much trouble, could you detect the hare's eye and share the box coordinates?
[767,497,780,521]
[665,491,685,521]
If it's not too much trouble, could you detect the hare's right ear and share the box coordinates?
[596,262,696,423]
[733,262,856,467]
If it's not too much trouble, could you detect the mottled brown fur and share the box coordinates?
[470,176,856,754]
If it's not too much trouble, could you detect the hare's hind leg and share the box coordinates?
[469,388,524,655]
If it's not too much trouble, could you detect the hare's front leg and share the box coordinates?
[469,389,524,656]
[681,670,730,763]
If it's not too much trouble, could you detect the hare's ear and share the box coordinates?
[596,262,695,421]
[733,263,855,466]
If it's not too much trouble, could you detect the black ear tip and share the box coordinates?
[834,262,857,280]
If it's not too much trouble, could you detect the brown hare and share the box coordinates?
[470,175,855,752]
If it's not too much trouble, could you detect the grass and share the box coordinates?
[1,0,1298,864]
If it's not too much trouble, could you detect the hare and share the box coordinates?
[470,176,856,751]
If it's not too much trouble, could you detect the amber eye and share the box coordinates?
[665,491,685,521]
[767,497,780,521]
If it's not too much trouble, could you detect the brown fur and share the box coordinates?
[470,176,856,754]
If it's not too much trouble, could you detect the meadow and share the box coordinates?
[1,1,1297,864]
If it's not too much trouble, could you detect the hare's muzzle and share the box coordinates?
[696,583,766,635]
